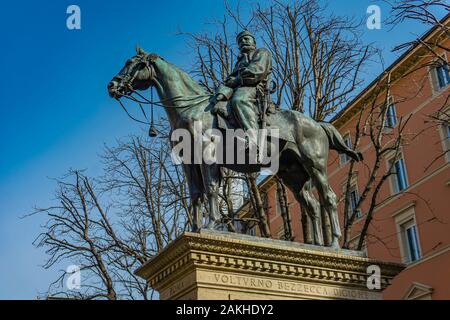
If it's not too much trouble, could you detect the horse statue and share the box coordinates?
[107,46,363,248]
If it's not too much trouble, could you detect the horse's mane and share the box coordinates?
[153,54,209,96]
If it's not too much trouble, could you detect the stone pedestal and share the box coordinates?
[135,230,404,300]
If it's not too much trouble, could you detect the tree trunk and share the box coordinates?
[276,178,294,241]
[247,174,271,238]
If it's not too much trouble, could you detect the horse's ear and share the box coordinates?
[135,44,146,55]
[148,53,159,62]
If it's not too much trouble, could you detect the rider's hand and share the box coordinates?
[216,93,227,101]
[225,77,239,88]
[211,94,229,118]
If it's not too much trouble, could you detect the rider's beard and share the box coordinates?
[239,44,256,53]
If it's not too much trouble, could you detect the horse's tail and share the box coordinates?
[319,122,363,162]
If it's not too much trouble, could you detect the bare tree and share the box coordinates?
[387,0,449,62]
[179,0,374,241]
[252,0,373,243]
[340,72,414,249]
[386,0,450,172]
[100,133,191,250]
[339,52,445,250]
[31,130,190,299]
[254,0,372,120]
[276,177,294,241]
[179,15,237,94]
[178,6,274,235]
[246,173,272,237]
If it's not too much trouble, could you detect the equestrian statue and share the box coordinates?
[107,31,363,248]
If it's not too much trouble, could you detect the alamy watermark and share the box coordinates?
[367,5,381,30]
[366,264,381,290]
[170,121,280,174]
[66,265,81,290]
[66,5,81,30]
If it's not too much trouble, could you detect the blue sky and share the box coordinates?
[0,0,442,299]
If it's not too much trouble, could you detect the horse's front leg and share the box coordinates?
[191,194,203,232]
[203,164,221,229]
[182,164,204,232]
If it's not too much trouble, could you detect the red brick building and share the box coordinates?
[237,16,450,300]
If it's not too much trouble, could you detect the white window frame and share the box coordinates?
[438,118,450,163]
[402,220,422,263]
[275,188,282,216]
[385,103,398,129]
[387,152,410,194]
[429,53,450,93]
[340,133,353,166]
[347,185,363,220]
[393,205,422,264]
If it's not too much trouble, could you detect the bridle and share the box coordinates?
[111,54,155,98]
[113,53,210,136]
[111,54,210,133]
[114,54,210,106]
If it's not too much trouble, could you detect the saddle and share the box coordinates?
[214,100,277,129]
[212,99,295,144]
[213,82,278,131]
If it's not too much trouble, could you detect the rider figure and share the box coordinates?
[213,30,273,136]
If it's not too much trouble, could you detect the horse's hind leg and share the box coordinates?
[202,163,221,229]
[183,164,204,231]
[191,195,203,232]
[276,149,323,246]
[309,166,341,248]
[293,119,341,248]
[298,183,324,246]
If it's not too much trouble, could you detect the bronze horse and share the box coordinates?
[108,47,362,248]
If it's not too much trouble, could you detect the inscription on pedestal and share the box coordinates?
[135,232,404,300]
[207,272,381,300]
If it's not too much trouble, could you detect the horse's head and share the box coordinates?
[108,45,157,99]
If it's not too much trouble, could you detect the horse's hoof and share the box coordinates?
[206,220,221,230]
[330,240,341,249]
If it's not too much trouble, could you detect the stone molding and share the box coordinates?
[136,231,405,298]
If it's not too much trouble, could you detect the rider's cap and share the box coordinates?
[236,30,256,43]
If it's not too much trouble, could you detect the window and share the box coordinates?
[435,63,450,89]
[390,156,409,193]
[234,220,243,233]
[275,190,282,216]
[340,135,353,165]
[248,226,256,236]
[441,124,450,162]
[446,124,450,155]
[431,60,450,91]
[385,104,397,128]
[347,187,363,220]
[394,204,421,264]
[401,220,422,263]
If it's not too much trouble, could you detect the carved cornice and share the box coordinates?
[135,231,405,291]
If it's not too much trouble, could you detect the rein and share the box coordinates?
[114,55,211,135]
[117,55,210,109]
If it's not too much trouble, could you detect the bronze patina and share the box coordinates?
[108,38,362,248]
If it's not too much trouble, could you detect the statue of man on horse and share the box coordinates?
[107,32,363,248]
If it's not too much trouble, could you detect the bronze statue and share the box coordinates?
[108,40,363,248]
[213,30,272,136]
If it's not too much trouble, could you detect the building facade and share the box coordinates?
[237,16,450,300]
